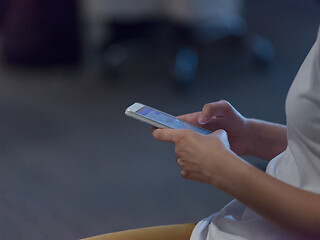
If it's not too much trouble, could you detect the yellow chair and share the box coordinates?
[82,223,196,240]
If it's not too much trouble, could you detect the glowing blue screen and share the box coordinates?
[137,106,211,135]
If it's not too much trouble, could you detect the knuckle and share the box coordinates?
[219,100,232,109]
[181,170,189,178]
[202,103,211,112]
[216,128,227,135]
[219,99,229,104]
[220,129,228,138]
[177,160,184,167]
[153,129,162,139]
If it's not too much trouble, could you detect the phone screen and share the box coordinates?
[137,106,211,135]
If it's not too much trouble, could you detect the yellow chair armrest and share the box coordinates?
[82,223,196,240]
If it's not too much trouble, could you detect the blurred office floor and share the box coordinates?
[0,0,319,239]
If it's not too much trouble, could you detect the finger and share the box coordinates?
[152,128,182,143]
[176,158,182,167]
[181,170,188,178]
[177,159,201,171]
[176,158,186,168]
[198,100,232,124]
[150,126,158,134]
[177,112,201,125]
[181,170,210,184]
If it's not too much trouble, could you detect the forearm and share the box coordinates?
[219,156,320,239]
[245,119,287,160]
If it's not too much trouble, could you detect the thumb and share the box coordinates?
[198,100,231,124]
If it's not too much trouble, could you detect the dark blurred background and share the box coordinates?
[0,0,319,239]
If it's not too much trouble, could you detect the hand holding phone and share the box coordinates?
[125,102,212,135]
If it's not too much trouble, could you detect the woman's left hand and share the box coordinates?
[152,128,240,187]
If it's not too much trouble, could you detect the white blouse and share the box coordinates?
[190,27,320,240]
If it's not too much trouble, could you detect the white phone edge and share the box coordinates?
[125,102,212,134]
[125,103,171,129]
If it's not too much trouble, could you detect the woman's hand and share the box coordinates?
[178,100,248,156]
[152,128,242,187]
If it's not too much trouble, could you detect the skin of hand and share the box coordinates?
[178,100,248,156]
[179,100,287,160]
[151,101,320,238]
[151,127,244,186]
[151,100,251,184]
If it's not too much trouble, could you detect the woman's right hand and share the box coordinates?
[179,100,248,156]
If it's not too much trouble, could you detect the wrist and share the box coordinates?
[241,118,261,156]
[209,152,250,192]
[240,118,287,160]
[241,118,249,155]
[238,117,251,156]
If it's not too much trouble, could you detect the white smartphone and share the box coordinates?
[125,102,212,135]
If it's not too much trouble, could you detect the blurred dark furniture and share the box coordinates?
[102,18,274,86]
[1,0,80,67]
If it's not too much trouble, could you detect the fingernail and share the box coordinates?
[198,115,207,124]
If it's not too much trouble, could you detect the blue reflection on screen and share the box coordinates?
[137,106,211,135]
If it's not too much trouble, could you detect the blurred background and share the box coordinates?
[0,0,319,239]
